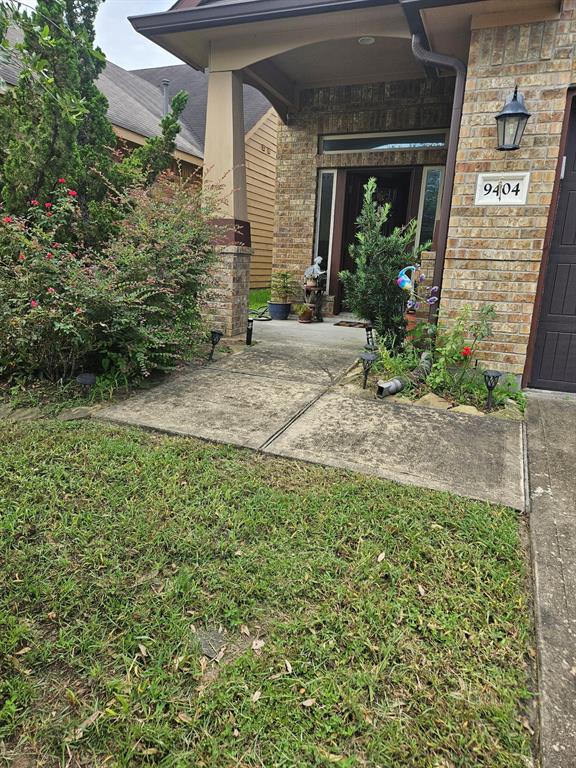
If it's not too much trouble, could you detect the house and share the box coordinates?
[0,26,278,290]
[133,65,278,289]
[130,0,576,394]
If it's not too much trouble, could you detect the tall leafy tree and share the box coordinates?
[0,0,188,241]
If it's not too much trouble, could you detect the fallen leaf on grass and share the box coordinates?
[417,584,426,597]
[251,690,262,703]
[14,646,31,655]
[301,698,316,707]
[251,638,265,653]
[70,710,102,741]
[285,660,293,674]
[233,728,240,737]
[138,644,148,658]
[240,625,251,637]
[377,551,386,563]
[176,712,193,725]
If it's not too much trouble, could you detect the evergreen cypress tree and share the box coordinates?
[0,0,188,241]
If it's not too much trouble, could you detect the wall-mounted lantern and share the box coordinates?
[496,87,531,151]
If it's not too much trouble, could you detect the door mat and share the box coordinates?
[334,321,371,328]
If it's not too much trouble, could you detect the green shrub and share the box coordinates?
[270,271,300,303]
[0,173,219,382]
[427,305,496,401]
[339,177,428,350]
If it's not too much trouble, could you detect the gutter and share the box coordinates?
[129,0,396,36]
[410,33,467,321]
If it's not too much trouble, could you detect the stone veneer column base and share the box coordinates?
[205,245,252,338]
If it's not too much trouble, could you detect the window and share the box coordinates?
[314,170,336,276]
[416,167,444,249]
[320,131,447,154]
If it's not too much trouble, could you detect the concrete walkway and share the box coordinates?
[97,318,525,509]
[527,392,576,768]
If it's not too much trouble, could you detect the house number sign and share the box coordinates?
[474,171,530,206]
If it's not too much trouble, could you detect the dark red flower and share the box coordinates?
[68,190,78,197]
[30,300,39,309]
[58,178,66,183]
[30,200,39,206]
[46,212,53,217]
[44,202,52,209]
[46,252,54,260]
[462,346,472,357]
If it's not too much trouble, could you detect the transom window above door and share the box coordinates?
[320,131,448,154]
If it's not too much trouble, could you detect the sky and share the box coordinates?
[23,0,182,70]
[94,0,182,70]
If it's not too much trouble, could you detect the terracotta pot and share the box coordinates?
[298,307,314,323]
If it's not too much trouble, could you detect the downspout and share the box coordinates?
[411,34,467,321]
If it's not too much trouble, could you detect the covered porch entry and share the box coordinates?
[129,0,464,333]
[317,164,444,314]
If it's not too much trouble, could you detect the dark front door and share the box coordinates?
[336,169,412,312]
[532,104,576,392]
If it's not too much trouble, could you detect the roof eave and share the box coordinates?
[129,0,397,37]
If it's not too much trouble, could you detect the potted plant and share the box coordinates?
[268,271,299,320]
[293,303,314,323]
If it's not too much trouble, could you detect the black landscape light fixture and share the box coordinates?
[496,87,531,151]
[208,329,224,361]
[483,369,501,411]
[246,317,254,346]
[76,372,96,391]
[360,351,377,389]
[365,325,378,353]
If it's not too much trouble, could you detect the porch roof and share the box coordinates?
[129,0,561,119]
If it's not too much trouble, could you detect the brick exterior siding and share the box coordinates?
[442,7,576,374]
[272,7,576,376]
[272,78,454,280]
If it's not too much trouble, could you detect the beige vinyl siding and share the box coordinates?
[245,108,278,289]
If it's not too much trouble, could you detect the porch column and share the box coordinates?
[203,69,251,337]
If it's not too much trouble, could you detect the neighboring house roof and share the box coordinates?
[97,62,202,157]
[132,64,272,154]
[0,25,202,159]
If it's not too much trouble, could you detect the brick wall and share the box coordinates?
[272,78,454,280]
[443,9,576,374]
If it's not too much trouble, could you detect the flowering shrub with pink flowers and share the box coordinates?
[0,173,219,382]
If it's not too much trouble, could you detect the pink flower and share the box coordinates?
[2,216,13,224]
[58,178,66,184]
[30,300,39,309]
[30,200,39,206]
[68,190,78,197]
[462,346,472,358]
[44,202,52,209]
[47,287,55,294]
[18,253,25,262]
[74,307,82,314]
[46,212,53,217]
[46,252,54,260]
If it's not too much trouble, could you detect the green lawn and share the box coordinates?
[249,287,271,310]
[0,421,534,767]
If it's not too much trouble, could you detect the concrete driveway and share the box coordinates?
[97,318,526,509]
[527,392,576,768]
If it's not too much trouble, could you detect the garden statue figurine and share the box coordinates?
[304,256,325,283]
[396,265,439,311]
